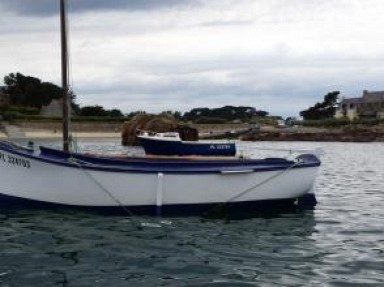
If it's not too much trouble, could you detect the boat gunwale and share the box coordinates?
[0,141,321,174]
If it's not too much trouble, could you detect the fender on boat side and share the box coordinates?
[295,154,321,166]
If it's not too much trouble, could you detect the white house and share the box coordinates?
[335,90,384,120]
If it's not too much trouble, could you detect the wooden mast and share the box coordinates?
[60,0,70,152]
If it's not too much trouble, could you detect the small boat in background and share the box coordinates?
[138,131,237,157]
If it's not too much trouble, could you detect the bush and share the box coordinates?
[194,117,228,124]
[354,118,381,126]
[1,111,20,121]
[299,118,384,127]
[0,105,39,115]
[299,118,350,127]
[71,116,127,122]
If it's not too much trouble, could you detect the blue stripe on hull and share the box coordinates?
[0,193,317,217]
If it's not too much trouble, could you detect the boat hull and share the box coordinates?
[139,136,236,156]
[0,192,304,216]
[0,142,320,215]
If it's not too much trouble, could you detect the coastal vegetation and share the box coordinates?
[2,73,384,143]
[1,72,274,125]
[183,106,268,122]
[2,72,63,110]
[297,90,384,128]
[2,72,383,131]
[299,91,339,120]
[0,72,125,120]
[298,118,384,128]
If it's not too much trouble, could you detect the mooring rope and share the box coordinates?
[68,156,143,230]
[226,160,301,203]
[239,146,325,159]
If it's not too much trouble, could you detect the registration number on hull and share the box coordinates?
[210,144,232,150]
[0,152,31,168]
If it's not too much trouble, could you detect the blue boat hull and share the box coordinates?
[140,137,236,156]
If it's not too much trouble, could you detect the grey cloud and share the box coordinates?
[199,19,255,27]
[73,72,318,116]
[69,46,384,116]
[1,0,200,17]
[72,60,384,117]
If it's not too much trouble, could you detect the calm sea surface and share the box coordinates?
[1,140,384,286]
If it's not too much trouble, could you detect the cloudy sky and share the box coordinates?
[1,0,384,117]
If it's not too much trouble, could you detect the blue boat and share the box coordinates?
[138,132,237,157]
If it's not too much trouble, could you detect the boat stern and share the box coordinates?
[295,153,321,209]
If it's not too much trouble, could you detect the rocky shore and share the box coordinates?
[240,126,384,142]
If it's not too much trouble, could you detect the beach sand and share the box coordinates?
[1,128,121,139]
[24,131,121,139]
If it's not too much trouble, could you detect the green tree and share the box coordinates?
[182,106,267,122]
[70,91,80,115]
[300,91,340,120]
[107,109,124,118]
[3,72,63,109]
[80,105,107,117]
[160,110,182,120]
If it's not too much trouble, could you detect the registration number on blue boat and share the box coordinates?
[0,152,30,168]
[210,144,232,150]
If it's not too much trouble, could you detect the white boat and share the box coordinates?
[0,0,321,216]
[0,141,320,215]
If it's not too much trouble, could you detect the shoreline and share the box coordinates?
[2,123,384,142]
[25,131,121,139]
[239,126,384,142]
[0,130,121,140]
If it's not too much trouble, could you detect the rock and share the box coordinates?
[240,128,384,142]
[175,125,199,141]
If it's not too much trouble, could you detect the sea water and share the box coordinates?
[0,140,383,286]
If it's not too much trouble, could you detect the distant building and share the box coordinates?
[40,99,63,117]
[276,119,285,127]
[335,90,384,120]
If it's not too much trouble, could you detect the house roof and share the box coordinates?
[340,97,362,104]
[339,90,384,105]
[362,90,384,102]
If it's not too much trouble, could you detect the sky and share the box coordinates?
[1,0,384,118]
